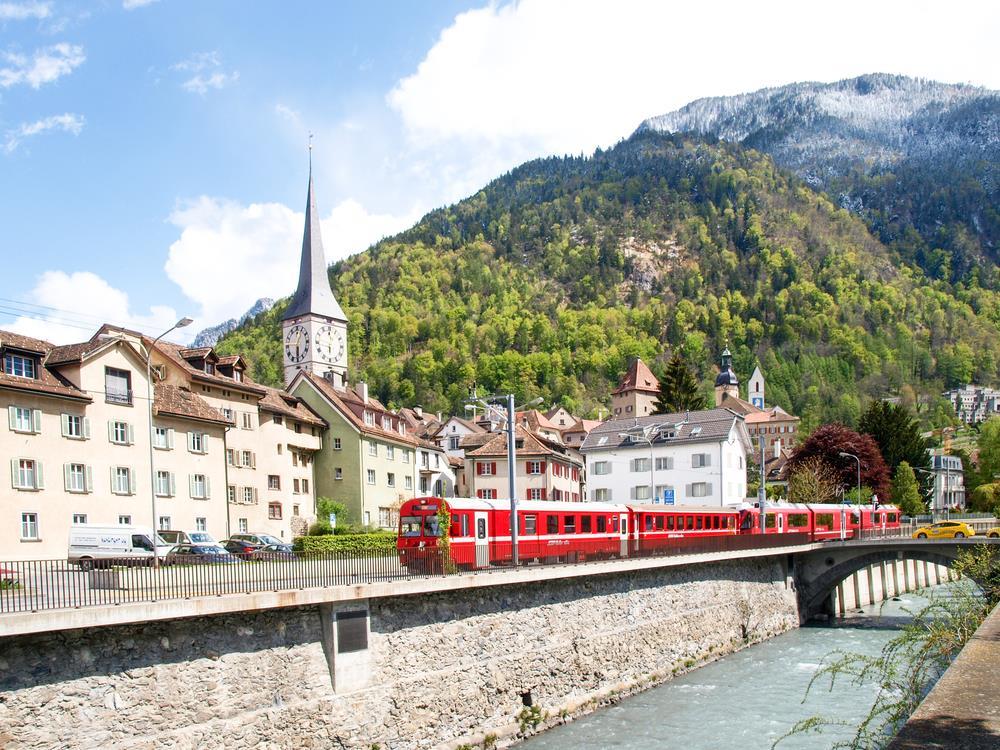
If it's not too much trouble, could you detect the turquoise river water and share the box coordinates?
[519,585,958,750]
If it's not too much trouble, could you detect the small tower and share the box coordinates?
[748,365,765,409]
[282,159,349,387]
[714,347,739,407]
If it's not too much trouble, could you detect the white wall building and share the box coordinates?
[580,409,751,507]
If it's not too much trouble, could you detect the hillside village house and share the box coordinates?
[580,409,752,506]
[611,358,660,418]
[464,426,584,502]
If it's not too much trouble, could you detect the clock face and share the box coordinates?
[284,324,310,363]
[316,325,346,364]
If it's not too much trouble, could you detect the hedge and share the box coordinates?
[293,532,396,555]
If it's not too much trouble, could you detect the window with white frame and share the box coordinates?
[20,512,39,540]
[479,461,494,476]
[592,488,610,502]
[404,475,413,490]
[4,352,36,378]
[12,458,42,489]
[238,518,248,533]
[527,460,542,475]
[420,476,429,493]
[153,426,172,449]
[692,453,711,468]
[155,470,173,497]
[110,420,132,445]
[112,466,133,495]
[333,437,342,450]
[72,513,87,524]
[62,413,87,439]
[387,472,395,487]
[368,441,377,457]
[65,463,89,493]
[241,450,254,468]
[191,474,208,500]
[630,485,651,501]
[243,487,256,504]
[364,411,375,426]
[104,367,132,404]
[688,482,712,498]
[334,467,343,480]
[268,475,280,490]
[8,406,38,433]
[195,517,207,531]
[302,478,309,494]
[158,516,171,530]
[382,415,392,430]
[655,456,673,471]
[268,502,282,520]
[527,487,543,500]
[402,449,410,464]
[241,412,254,430]
[293,478,301,493]
[367,469,376,485]
[448,436,460,450]
[477,488,498,499]
[591,461,610,475]
[227,485,236,503]
[630,457,651,472]
[387,445,395,460]
[118,514,131,525]
[188,431,207,454]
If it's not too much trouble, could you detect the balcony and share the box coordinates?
[105,390,133,406]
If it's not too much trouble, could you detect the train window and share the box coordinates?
[400,516,422,537]
[655,516,664,531]
[547,515,559,534]
[565,515,576,534]
[477,518,487,539]
[712,516,720,529]
[423,516,443,536]
[597,516,607,533]
[816,513,833,527]
[666,516,675,531]
[524,515,537,535]
[765,515,776,529]
[727,517,735,529]
[888,513,898,523]
[612,516,619,532]
[644,516,653,532]
[788,514,809,528]
[686,516,694,530]
[581,516,592,533]
[696,516,704,530]
[740,514,753,531]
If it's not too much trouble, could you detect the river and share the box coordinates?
[519,584,961,750]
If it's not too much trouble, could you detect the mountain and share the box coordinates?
[192,298,275,347]
[637,74,1000,284]
[217,129,1000,433]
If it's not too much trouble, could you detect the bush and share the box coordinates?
[293,533,396,555]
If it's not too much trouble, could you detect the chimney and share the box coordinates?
[437,412,442,422]
[414,406,423,419]
[323,370,344,391]
[359,381,369,404]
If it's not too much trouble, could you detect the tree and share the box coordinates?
[653,353,707,414]
[858,400,932,495]
[890,461,925,516]
[785,423,891,502]
[788,456,840,504]
[969,483,1000,513]
[976,417,1000,485]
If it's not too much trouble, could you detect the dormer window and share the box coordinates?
[4,352,36,379]
[205,362,215,374]
[382,416,392,430]
[233,369,243,382]
[364,410,375,426]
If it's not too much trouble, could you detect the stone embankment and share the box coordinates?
[0,558,798,749]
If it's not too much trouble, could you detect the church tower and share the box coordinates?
[282,162,349,388]
[748,365,765,409]
[714,347,739,407]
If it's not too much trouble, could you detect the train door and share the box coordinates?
[619,513,629,557]
[474,511,489,568]
[777,513,785,533]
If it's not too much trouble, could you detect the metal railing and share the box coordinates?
[0,534,817,615]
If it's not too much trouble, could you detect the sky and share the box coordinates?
[2,0,998,344]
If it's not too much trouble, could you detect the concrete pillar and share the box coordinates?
[318,601,372,694]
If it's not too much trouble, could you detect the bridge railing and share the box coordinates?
[0,533,815,615]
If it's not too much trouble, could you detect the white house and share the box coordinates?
[580,408,752,507]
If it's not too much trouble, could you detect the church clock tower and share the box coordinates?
[282,163,348,387]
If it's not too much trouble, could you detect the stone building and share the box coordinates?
[611,357,660,418]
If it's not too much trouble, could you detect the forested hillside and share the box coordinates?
[218,131,1000,432]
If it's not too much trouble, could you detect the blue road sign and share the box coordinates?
[663,488,675,505]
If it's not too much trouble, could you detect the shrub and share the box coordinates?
[293,533,396,555]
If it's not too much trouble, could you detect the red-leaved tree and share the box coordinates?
[785,423,891,502]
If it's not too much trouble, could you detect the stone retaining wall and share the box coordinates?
[0,558,799,749]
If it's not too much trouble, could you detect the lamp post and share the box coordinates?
[465,394,542,567]
[839,451,861,540]
[146,318,193,568]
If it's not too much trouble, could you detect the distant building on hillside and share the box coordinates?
[943,385,1000,424]
[928,453,965,513]
[611,357,660,418]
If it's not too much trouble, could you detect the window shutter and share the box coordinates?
[253,487,258,503]
[706,483,713,496]
[251,452,256,469]
[107,420,114,442]
[7,406,15,430]
[109,466,115,492]
[705,454,712,466]
[476,462,483,476]
[541,488,547,500]
[685,483,692,497]
[61,414,70,437]
[205,476,211,498]
[63,463,71,490]
[32,409,42,433]
[167,428,175,449]
[525,488,531,500]
[85,466,93,493]
[189,474,195,497]
[541,461,547,473]
[187,431,194,451]
[83,417,91,439]
[35,461,44,489]
[127,423,134,445]
[10,458,18,488]
[491,462,497,475]
[128,468,136,495]
[169,473,176,497]
[201,433,209,453]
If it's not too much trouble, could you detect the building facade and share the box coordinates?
[611,358,660,418]
[944,385,1000,424]
[580,409,751,507]
[464,426,583,502]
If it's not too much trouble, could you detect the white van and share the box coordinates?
[68,525,174,570]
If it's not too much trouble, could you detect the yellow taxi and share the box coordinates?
[912,521,976,539]
[987,527,999,539]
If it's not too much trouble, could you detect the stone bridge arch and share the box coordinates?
[794,543,979,620]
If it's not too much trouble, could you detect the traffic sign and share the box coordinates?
[663,488,675,505]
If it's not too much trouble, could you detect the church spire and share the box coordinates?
[284,159,347,323]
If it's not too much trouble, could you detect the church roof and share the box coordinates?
[285,168,348,323]
[612,357,660,395]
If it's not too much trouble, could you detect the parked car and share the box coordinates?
[165,544,240,565]
[254,543,297,561]
[68,525,175,570]
[987,528,1000,538]
[221,538,263,558]
[911,521,976,539]
[229,532,286,547]
[157,530,218,546]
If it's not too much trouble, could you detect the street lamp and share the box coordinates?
[839,452,861,541]
[465,394,543,567]
[146,317,193,568]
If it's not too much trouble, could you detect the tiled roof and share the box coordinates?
[612,357,660,395]
[431,415,485,439]
[153,383,229,425]
[581,408,743,451]
[216,355,244,367]
[0,330,91,401]
[516,409,561,434]
[154,340,267,396]
[563,418,601,435]
[178,347,216,360]
[717,392,759,416]
[258,384,327,427]
[467,425,578,461]
[45,340,105,365]
[745,406,799,424]
[458,432,495,450]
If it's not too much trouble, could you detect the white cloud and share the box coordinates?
[274,103,301,124]
[0,1,50,20]
[171,50,238,94]
[122,0,158,9]
[5,271,180,345]
[164,196,419,324]
[0,42,85,88]
[4,112,84,153]
[388,0,1000,155]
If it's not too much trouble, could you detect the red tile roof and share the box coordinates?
[0,330,91,401]
[154,340,267,396]
[612,357,660,395]
[466,425,580,462]
[258,384,327,427]
[153,383,229,425]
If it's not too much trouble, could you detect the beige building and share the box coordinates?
[465,426,583,502]
[611,358,660,418]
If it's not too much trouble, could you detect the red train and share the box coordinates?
[397,497,900,570]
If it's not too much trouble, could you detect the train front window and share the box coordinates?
[422,516,443,537]
[400,516,422,537]
[740,514,753,531]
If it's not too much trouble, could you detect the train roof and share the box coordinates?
[417,497,624,514]
[627,504,737,513]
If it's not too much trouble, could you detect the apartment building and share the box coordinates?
[580,409,752,507]
[1,330,229,560]
[464,426,583,502]
[944,385,1000,424]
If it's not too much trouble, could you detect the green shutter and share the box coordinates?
[10,458,18,488]
[128,468,136,495]
[7,406,15,430]
[63,463,71,491]
[85,465,93,493]
[83,417,91,439]
[61,414,70,437]
[35,461,43,489]
[32,409,42,433]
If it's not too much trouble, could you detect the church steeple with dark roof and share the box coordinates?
[714,347,739,406]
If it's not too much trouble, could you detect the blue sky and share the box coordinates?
[2,0,998,344]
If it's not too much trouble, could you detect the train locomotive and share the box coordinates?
[397,496,900,571]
